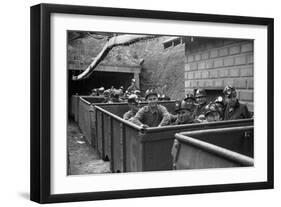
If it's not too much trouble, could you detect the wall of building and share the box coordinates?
[184,39,254,111]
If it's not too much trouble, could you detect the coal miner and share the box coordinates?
[134,90,145,102]
[184,93,197,114]
[90,88,98,96]
[108,90,120,103]
[194,89,208,121]
[204,103,222,122]
[102,89,111,103]
[130,89,170,127]
[98,87,105,96]
[172,100,195,125]
[223,85,252,120]
[123,94,140,120]
[213,96,226,118]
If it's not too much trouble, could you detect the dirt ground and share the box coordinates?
[67,120,110,175]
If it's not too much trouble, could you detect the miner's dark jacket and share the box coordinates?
[224,101,252,120]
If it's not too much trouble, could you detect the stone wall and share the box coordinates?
[184,39,254,111]
[128,37,186,100]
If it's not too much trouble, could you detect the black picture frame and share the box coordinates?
[30,3,274,204]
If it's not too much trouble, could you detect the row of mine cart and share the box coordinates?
[70,95,254,173]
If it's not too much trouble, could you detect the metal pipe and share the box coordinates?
[94,105,143,131]
[146,119,254,133]
[175,133,254,166]
[179,126,253,137]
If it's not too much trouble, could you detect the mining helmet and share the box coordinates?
[128,94,139,103]
[98,87,105,92]
[213,96,225,107]
[162,95,171,101]
[145,89,158,99]
[103,89,110,96]
[131,78,136,83]
[223,85,237,97]
[195,89,207,98]
[158,94,164,101]
[175,100,192,112]
[184,93,196,101]
[214,96,224,104]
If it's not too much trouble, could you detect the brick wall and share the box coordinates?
[184,39,254,111]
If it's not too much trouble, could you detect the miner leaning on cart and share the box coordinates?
[130,89,170,127]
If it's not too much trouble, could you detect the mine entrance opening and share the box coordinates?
[68,71,134,96]
[205,89,224,102]
[68,71,134,115]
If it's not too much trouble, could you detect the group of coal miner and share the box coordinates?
[89,78,252,128]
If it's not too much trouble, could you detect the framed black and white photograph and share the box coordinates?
[30,3,274,203]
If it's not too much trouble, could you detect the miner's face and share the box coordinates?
[196,96,206,105]
[185,98,195,106]
[104,94,110,101]
[178,109,192,123]
[147,95,158,109]
[128,102,138,111]
[206,112,221,122]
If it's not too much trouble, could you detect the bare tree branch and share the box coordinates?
[86,32,106,40]
[72,34,156,80]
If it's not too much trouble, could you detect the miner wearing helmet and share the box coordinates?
[194,89,208,119]
[130,89,170,127]
[126,78,139,94]
[123,94,140,120]
[184,93,196,113]
[90,88,98,96]
[213,96,226,118]
[102,89,111,103]
[108,90,121,103]
[204,103,222,122]
[223,85,251,120]
[134,90,145,101]
[172,100,195,125]
[117,87,125,101]
[98,87,105,95]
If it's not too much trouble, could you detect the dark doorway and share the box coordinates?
[68,71,134,96]
[205,89,224,102]
[67,70,134,116]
